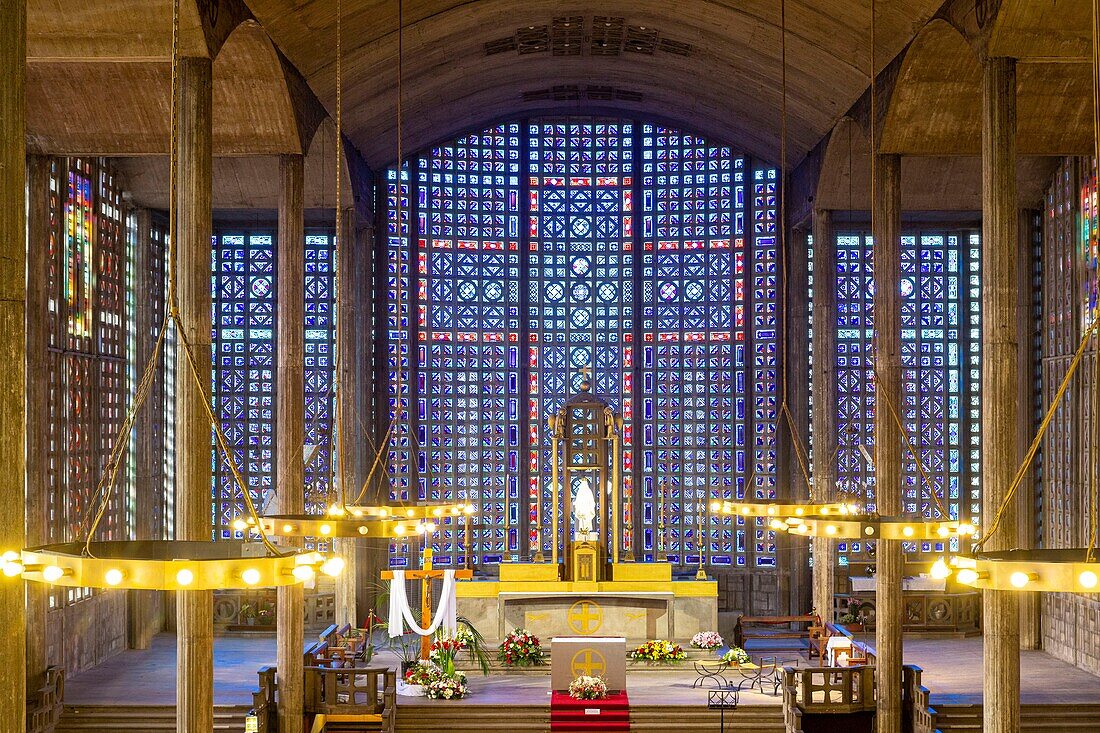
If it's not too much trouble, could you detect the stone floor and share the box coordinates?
[62,633,1100,707]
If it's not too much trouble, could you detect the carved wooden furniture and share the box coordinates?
[832,591,980,634]
[734,614,821,651]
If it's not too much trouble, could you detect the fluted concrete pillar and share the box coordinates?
[26,155,51,686]
[275,154,306,733]
[873,152,903,733]
[982,56,1021,733]
[0,0,29,722]
[334,207,361,627]
[810,209,837,621]
[174,55,214,733]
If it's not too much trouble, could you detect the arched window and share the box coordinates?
[384,118,779,570]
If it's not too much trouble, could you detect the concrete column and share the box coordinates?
[782,223,812,614]
[810,209,837,621]
[982,56,1021,733]
[0,0,29,723]
[1016,208,1040,650]
[174,55,214,733]
[334,207,360,627]
[25,156,51,686]
[872,152,903,733]
[275,154,306,733]
[130,208,163,651]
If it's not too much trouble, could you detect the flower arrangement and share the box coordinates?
[690,631,724,650]
[722,647,751,665]
[425,670,468,700]
[430,636,465,677]
[498,628,546,666]
[629,639,687,663]
[403,662,436,687]
[568,675,609,700]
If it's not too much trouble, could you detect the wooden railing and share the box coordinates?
[782,665,876,733]
[903,665,940,733]
[26,666,64,733]
[782,664,940,733]
[251,665,278,733]
[304,666,395,719]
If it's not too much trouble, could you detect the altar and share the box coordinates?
[456,576,717,645]
[456,371,718,645]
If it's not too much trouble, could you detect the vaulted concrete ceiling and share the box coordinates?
[241,0,945,168]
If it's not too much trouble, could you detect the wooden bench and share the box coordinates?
[312,623,368,667]
[733,614,821,653]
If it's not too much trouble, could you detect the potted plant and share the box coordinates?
[256,601,275,627]
[839,599,867,632]
[389,632,422,677]
[498,627,546,667]
[239,603,257,626]
[454,616,491,675]
[568,675,609,700]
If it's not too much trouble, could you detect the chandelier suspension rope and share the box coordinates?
[82,0,284,558]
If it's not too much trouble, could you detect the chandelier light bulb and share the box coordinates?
[176,568,194,586]
[321,557,345,577]
[241,568,262,586]
[42,565,66,583]
[292,565,315,582]
[1080,571,1098,589]
[930,558,951,580]
[104,569,124,586]
[1009,571,1036,589]
[2,561,23,578]
[956,568,979,585]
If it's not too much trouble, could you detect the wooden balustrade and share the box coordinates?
[251,665,278,733]
[303,666,395,717]
[26,666,64,733]
[781,664,940,733]
[903,665,939,733]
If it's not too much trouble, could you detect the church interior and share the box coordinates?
[4,0,1100,731]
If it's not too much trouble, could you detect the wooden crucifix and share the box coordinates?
[382,547,473,659]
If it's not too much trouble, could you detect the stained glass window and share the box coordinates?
[831,229,982,568]
[530,120,633,565]
[210,230,337,540]
[384,118,779,571]
[305,232,337,522]
[43,157,133,605]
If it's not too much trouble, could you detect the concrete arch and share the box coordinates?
[213,19,303,155]
[880,19,980,156]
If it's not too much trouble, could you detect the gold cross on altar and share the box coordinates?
[570,649,607,677]
[381,547,473,659]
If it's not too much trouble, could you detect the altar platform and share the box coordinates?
[456,562,718,644]
[62,634,1100,708]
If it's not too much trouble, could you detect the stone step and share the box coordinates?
[56,704,251,732]
[935,704,1100,733]
[393,704,785,732]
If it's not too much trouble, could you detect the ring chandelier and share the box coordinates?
[0,542,343,591]
[253,502,477,539]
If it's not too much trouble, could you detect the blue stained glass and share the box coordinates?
[385,118,777,571]
[830,229,981,562]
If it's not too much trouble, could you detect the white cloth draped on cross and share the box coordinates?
[387,568,458,638]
